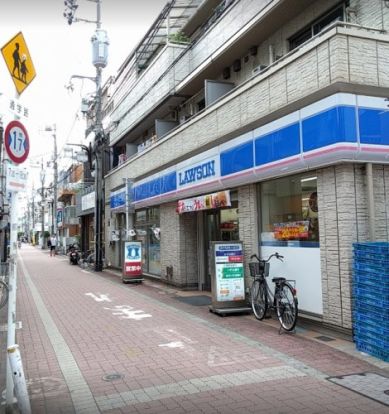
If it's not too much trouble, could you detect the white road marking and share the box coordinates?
[85,292,112,302]
[158,341,184,349]
[104,305,152,320]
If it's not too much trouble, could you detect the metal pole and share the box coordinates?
[366,163,375,241]
[0,119,4,261]
[6,193,17,411]
[40,160,45,249]
[53,125,58,243]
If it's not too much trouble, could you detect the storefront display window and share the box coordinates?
[135,207,161,275]
[260,174,319,245]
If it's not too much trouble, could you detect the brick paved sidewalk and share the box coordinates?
[1,245,388,413]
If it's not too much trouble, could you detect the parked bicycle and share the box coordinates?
[79,249,108,270]
[249,252,298,332]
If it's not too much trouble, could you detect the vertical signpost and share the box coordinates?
[122,241,143,283]
[209,241,251,315]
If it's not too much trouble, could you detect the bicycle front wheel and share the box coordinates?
[276,282,298,331]
[251,279,268,320]
[0,280,9,309]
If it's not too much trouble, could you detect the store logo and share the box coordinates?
[178,160,215,186]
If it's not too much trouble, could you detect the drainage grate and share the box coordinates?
[315,335,335,342]
[102,373,124,382]
[328,372,389,406]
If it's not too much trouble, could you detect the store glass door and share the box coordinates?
[204,211,220,290]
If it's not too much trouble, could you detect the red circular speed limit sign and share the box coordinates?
[4,120,30,164]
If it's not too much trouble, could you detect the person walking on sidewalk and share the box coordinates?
[49,234,57,257]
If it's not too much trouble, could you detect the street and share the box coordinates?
[1,244,389,413]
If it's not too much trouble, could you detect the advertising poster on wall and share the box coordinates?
[209,242,250,316]
[123,241,143,282]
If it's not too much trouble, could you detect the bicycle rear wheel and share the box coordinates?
[0,280,9,309]
[276,282,298,331]
[251,279,268,320]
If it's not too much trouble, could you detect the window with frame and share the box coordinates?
[289,3,346,51]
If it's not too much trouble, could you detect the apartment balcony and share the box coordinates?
[106,23,389,190]
[58,187,75,202]
[109,0,315,145]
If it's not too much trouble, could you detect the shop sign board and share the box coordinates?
[123,241,143,281]
[177,190,231,214]
[214,242,245,302]
[81,191,95,211]
[57,209,63,228]
[177,155,220,190]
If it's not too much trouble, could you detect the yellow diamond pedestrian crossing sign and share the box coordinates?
[1,32,36,95]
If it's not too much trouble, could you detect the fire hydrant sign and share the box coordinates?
[123,241,143,282]
[214,243,245,302]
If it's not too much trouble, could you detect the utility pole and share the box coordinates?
[45,125,58,239]
[40,161,45,249]
[64,0,109,271]
[93,0,104,271]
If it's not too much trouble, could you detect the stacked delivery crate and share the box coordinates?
[352,242,389,362]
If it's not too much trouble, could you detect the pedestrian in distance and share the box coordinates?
[49,234,57,257]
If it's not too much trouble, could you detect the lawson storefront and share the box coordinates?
[108,93,389,326]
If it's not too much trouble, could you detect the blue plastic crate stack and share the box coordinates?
[352,242,389,362]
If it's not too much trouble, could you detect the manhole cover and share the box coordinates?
[102,373,124,382]
[315,335,335,342]
[328,372,389,406]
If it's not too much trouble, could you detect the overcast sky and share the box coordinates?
[0,0,167,184]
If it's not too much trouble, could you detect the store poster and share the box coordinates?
[214,242,245,302]
[123,241,142,278]
[273,221,309,240]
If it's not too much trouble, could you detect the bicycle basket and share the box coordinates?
[249,261,269,277]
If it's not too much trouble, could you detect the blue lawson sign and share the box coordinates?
[110,187,126,211]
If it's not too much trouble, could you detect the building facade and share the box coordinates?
[103,0,389,332]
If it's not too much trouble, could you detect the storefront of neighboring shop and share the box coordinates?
[76,188,95,255]
[108,93,389,330]
[108,186,127,269]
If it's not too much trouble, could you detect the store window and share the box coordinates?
[135,207,161,275]
[260,174,319,246]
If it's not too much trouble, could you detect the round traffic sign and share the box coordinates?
[4,120,30,164]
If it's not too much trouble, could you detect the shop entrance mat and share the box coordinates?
[327,372,389,406]
[175,295,212,306]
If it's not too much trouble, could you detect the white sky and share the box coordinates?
[0,0,167,189]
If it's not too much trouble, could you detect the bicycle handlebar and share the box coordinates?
[250,252,284,262]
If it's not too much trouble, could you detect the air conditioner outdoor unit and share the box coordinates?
[252,65,268,76]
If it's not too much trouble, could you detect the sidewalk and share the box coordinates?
[1,244,388,413]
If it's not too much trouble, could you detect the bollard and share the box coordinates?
[7,345,31,414]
